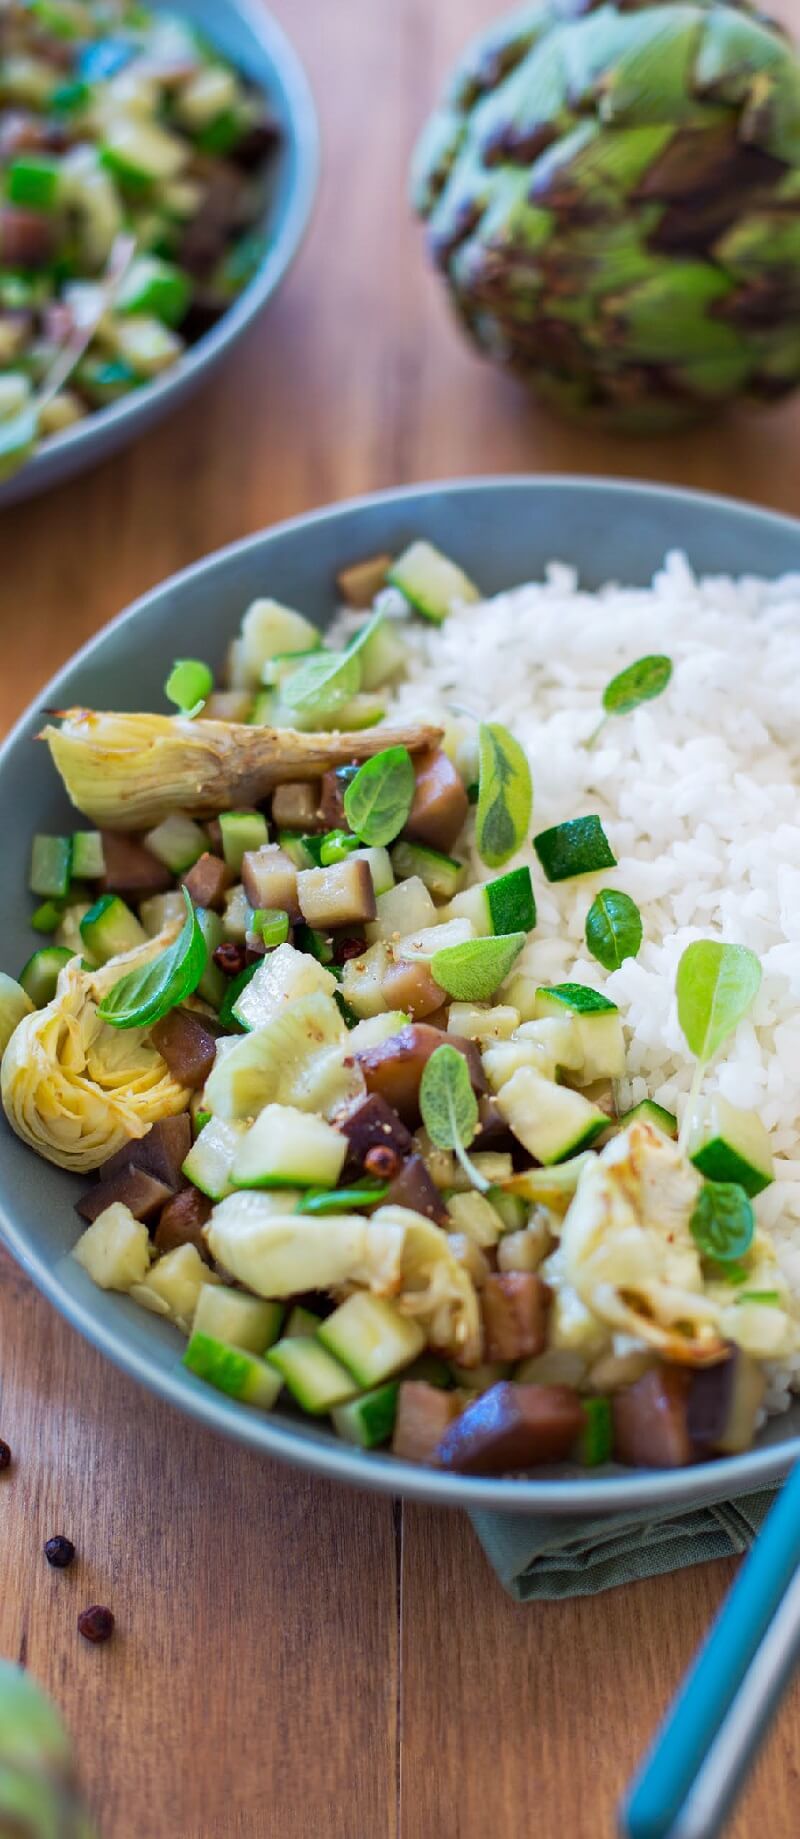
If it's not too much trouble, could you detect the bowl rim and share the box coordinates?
[0,0,320,507]
[3,471,800,1515]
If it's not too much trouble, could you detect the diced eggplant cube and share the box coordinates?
[241,844,300,918]
[77,1165,174,1225]
[382,955,445,1021]
[612,1367,693,1469]
[100,830,172,898]
[336,552,392,608]
[481,1273,551,1363]
[271,782,323,831]
[154,1186,213,1261]
[181,852,233,912]
[405,750,469,853]
[473,1095,515,1151]
[319,768,350,830]
[297,859,376,930]
[150,1008,220,1090]
[687,1348,766,1457]
[392,1381,462,1464]
[356,1023,486,1124]
[384,1154,449,1225]
[98,1116,192,1190]
[436,1383,585,1475]
[336,1093,413,1170]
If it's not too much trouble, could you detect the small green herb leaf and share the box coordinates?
[690,1180,755,1264]
[280,645,361,720]
[165,658,213,719]
[343,746,415,846]
[429,932,526,1002]
[419,1043,488,1193]
[475,723,533,869]
[295,1182,389,1215]
[735,1289,782,1306]
[585,889,643,972]
[603,655,672,717]
[97,888,205,1030]
[676,941,762,1065]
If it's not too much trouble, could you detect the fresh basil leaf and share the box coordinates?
[419,1043,488,1193]
[429,932,526,1002]
[585,889,643,972]
[676,941,762,1065]
[690,1180,755,1264]
[603,655,672,717]
[475,723,532,869]
[97,888,205,1030]
[281,646,361,719]
[343,746,415,846]
[165,658,213,719]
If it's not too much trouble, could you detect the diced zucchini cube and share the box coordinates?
[183,1331,283,1409]
[339,940,390,1019]
[131,1244,219,1334]
[391,841,463,901]
[80,894,147,964]
[30,834,72,900]
[387,540,479,624]
[332,1381,400,1449]
[496,1066,607,1164]
[183,1117,247,1201]
[620,1098,678,1139]
[232,942,337,1032]
[232,1104,347,1190]
[267,1337,358,1413]
[534,985,625,1079]
[70,830,105,880]
[447,1002,519,1042]
[687,1095,774,1196]
[366,876,437,943]
[192,1285,284,1354]
[144,812,206,874]
[533,816,616,882]
[18,945,73,1007]
[220,810,269,874]
[485,867,536,935]
[317,1293,425,1388]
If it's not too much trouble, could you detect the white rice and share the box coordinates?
[348,553,800,1411]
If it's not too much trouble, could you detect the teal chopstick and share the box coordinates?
[623,1463,800,1839]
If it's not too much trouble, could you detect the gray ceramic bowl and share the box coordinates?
[3,477,800,1514]
[0,0,318,512]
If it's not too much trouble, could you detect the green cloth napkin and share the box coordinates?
[470,1483,777,1601]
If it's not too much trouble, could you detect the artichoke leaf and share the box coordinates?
[40,710,442,831]
[1,933,190,1172]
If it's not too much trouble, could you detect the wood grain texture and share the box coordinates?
[3,0,800,1833]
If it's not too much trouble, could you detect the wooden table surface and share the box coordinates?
[3,2,800,1833]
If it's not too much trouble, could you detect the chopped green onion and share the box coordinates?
[577,1397,613,1467]
[253,909,290,949]
[31,898,64,934]
[165,658,214,719]
[218,962,260,1030]
[319,829,359,866]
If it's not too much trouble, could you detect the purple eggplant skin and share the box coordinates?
[98,1115,192,1190]
[384,1154,449,1226]
[687,1347,766,1457]
[77,1165,174,1225]
[336,1093,413,1170]
[435,1382,585,1476]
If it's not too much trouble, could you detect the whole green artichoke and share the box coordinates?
[411,0,800,430]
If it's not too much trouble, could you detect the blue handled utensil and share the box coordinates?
[622,1462,800,1839]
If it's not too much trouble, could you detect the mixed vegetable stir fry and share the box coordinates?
[0,540,795,1476]
[0,0,279,475]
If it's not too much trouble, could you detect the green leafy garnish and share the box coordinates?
[280,647,361,720]
[475,723,533,868]
[676,942,761,1065]
[735,1290,782,1306]
[343,746,415,846]
[165,658,213,719]
[690,1180,755,1265]
[319,830,360,866]
[218,961,259,1029]
[428,932,526,1001]
[419,1043,488,1193]
[585,889,643,971]
[587,654,672,747]
[676,940,761,1152]
[97,889,205,1030]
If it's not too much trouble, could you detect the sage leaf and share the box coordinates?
[429,932,526,1002]
[343,746,415,846]
[586,654,672,747]
[585,889,643,971]
[676,941,761,1065]
[97,888,205,1029]
[690,1180,755,1264]
[475,723,532,869]
[419,1043,488,1193]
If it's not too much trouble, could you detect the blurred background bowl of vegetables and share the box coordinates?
[412,0,800,433]
[0,0,318,507]
[4,475,800,1513]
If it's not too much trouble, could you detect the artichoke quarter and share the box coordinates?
[41,710,442,830]
[412,0,800,430]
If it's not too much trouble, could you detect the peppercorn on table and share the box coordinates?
[3,1,800,1835]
